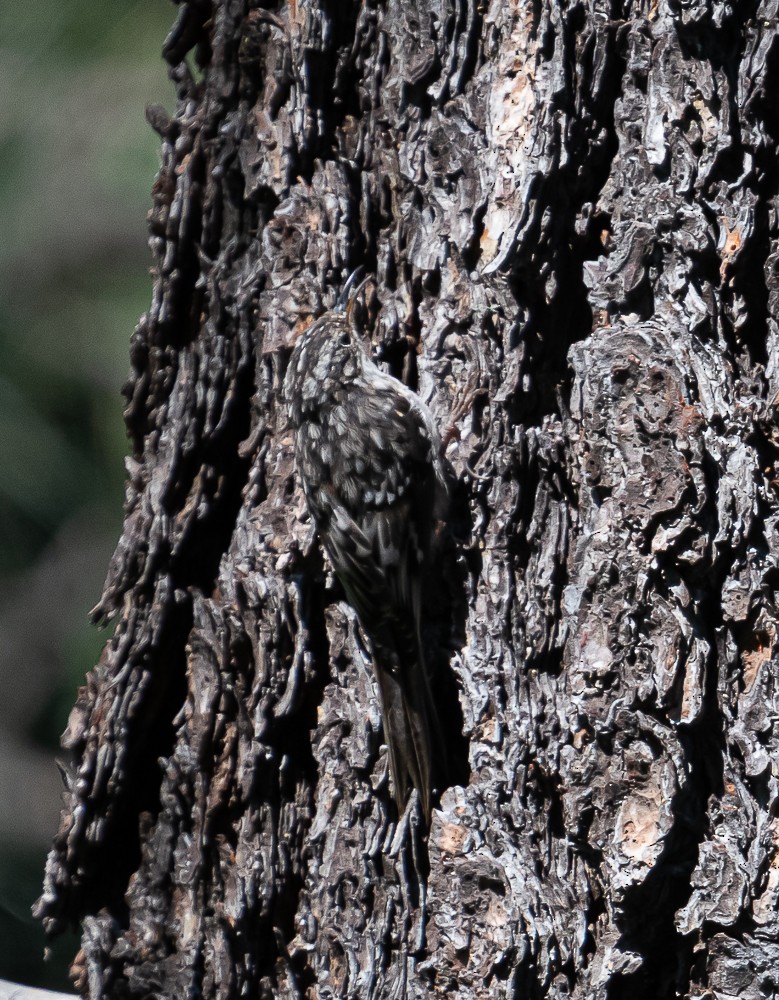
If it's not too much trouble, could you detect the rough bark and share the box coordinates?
[36,1,779,998]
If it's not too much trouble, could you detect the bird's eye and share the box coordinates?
[340,332,351,347]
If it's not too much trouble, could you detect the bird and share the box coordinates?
[283,281,448,821]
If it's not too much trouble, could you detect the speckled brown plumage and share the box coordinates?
[284,309,447,820]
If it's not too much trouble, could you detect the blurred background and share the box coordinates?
[0,0,172,988]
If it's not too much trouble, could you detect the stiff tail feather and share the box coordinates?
[373,637,437,822]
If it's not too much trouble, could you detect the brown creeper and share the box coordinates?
[284,290,448,820]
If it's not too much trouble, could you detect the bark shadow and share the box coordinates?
[423,466,472,805]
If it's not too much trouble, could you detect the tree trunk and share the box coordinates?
[36,1,779,997]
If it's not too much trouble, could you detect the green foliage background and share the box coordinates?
[0,0,171,988]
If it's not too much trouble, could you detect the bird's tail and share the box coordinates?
[372,628,438,823]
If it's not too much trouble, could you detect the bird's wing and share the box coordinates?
[327,383,435,614]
